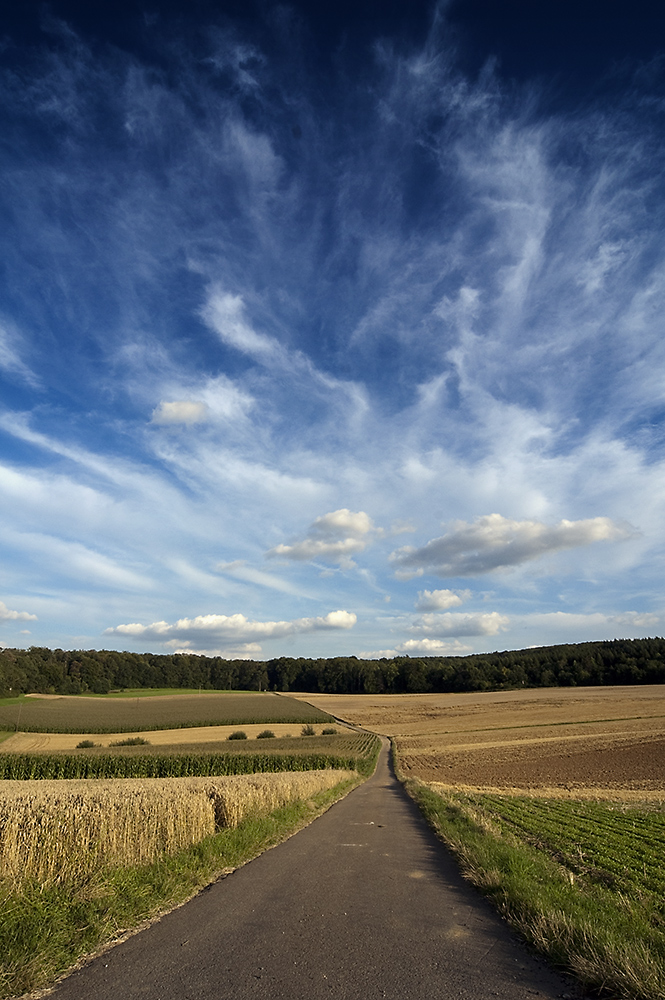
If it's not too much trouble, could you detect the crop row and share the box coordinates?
[478,794,665,899]
[0,751,366,780]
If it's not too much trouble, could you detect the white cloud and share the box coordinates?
[359,639,473,657]
[408,611,510,638]
[266,509,377,568]
[151,401,210,426]
[214,560,305,596]
[394,638,473,655]
[0,601,38,622]
[200,289,279,359]
[104,608,357,647]
[415,588,471,611]
[391,514,635,579]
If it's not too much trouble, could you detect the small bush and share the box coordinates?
[301,725,316,736]
[75,740,97,749]
[109,737,150,747]
[322,727,337,735]
[227,731,248,740]
[256,730,275,739]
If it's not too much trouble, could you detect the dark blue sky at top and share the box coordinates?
[1,0,665,657]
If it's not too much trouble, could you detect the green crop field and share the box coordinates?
[477,794,665,901]
[0,734,381,780]
[0,691,332,733]
[410,781,665,1000]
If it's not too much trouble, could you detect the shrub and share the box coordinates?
[301,725,316,736]
[75,740,97,749]
[227,731,248,740]
[256,730,275,739]
[322,727,337,735]
[109,737,150,746]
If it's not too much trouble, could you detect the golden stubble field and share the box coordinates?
[291,685,665,797]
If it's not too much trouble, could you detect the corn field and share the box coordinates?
[0,770,353,884]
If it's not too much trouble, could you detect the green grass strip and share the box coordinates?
[0,776,360,999]
[404,779,665,1000]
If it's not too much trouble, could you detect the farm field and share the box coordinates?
[293,685,665,792]
[293,686,665,998]
[0,770,356,881]
[0,690,332,733]
[0,722,353,752]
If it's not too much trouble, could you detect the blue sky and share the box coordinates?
[1,0,665,660]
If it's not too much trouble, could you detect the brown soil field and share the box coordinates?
[292,685,665,793]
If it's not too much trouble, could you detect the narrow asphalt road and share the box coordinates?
[51,742,578,1000]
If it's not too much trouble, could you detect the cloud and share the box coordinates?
[415,588,471,611]
[151,401,210,426]
[214,559,307,596]
[0,601,37,622]
[104,608,357,648]
[359,639,473,657]
[266,509,377,568]
[408,611,510,637]
[200,290,280,359]
[0,322,39,387]
[394,638,473,655]
[391,514,634,579]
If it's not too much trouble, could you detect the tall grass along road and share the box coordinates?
[48,742,575,1000]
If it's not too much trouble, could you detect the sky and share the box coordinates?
[1,0,665,661]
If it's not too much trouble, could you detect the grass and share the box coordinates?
[404,775,665,1000]
[0,691,333,733]
[0,774,360,999]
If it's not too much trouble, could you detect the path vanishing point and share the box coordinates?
[50,741,579,1000]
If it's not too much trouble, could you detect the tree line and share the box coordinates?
[0,636,664,697]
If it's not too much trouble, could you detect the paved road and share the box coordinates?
[51,742,578,1000]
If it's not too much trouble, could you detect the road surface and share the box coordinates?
[50,741,579,1000]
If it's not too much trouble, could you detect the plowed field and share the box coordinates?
[292,685,665,794]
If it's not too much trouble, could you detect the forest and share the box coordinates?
[0,637,664,698]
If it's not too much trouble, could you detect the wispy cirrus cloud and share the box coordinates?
[391,515,635,580]
[0,7,663,657]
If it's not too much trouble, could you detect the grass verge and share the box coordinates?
[402,775,665,1000]
[0,774,360,999]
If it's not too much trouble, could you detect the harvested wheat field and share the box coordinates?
[0,721,337,753]
[293,685,665,794]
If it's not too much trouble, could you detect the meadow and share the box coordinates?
[0,690,332,733]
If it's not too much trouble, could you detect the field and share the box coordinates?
[0,690,332,733]
[295,685,665,998]
[0,723,352,752]
[0,770,355,882]
[0,770,361,1000]
[292,685,665,792]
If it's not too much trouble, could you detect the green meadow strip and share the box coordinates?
[404,779,665,1000]
[0,776,360,1000]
